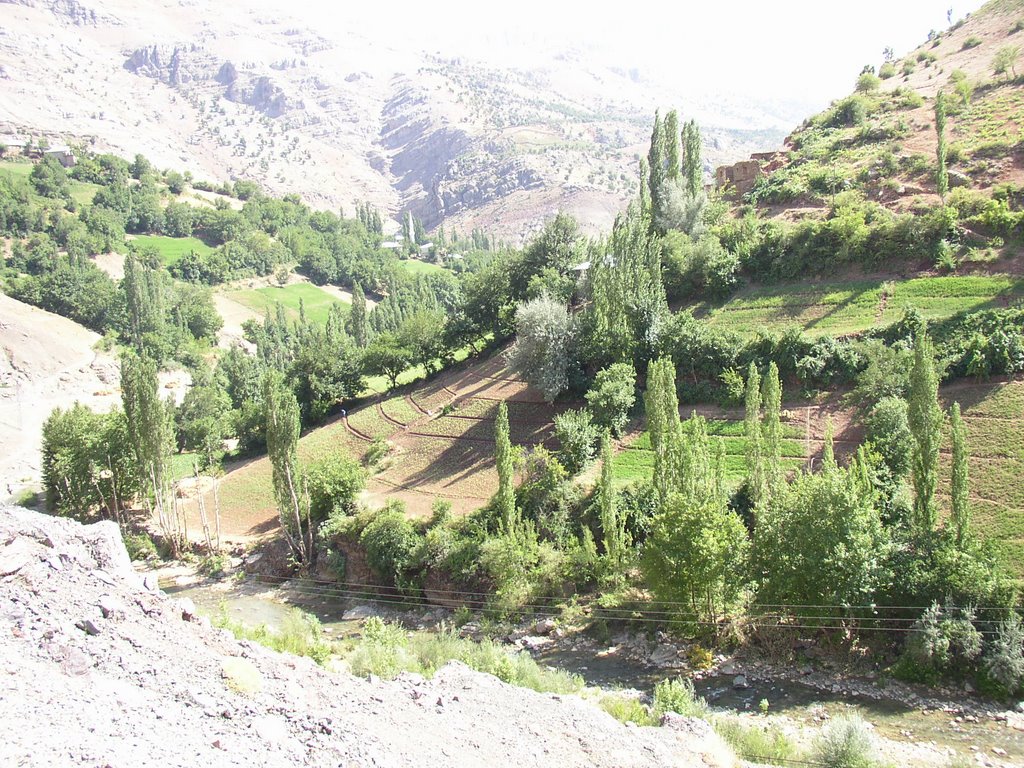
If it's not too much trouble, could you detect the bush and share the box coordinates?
[653,677,708,718]
[123,532,158,561]
[879,62,896,79]
[962,36,982,50]
[359,502,424,592]
[598,694,658,726]
[811,715,878,768]
[553,408,599,473]
[856,72,881,92]
[305,453,364,524]
[714,717,801,765]
[985,613,1024,694]
[215,605,332,665]
[903,60,916,76]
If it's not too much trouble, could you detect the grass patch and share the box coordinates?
[347,617,583,694]
[397,258,447,275]
[228,283,348,326]
[130,234,215,266]
[0,160,100,206]
[214,603,333,665]
[597,693,660,726]
[713,716,802,766]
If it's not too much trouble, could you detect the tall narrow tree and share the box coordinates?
[599,431,627,573]
[950,401,971,548]
[348,282,369,348]
[664,110,681,180]
[745,362,766,507]
[822,415,837,472]
[495,401,517,533]
[645,357,681,506]
[909,327,943,533]
[935,90,949,201]
[761,362,783,500]
[648,111,666,227]
[683,119,703,197]
[264,370,311,563]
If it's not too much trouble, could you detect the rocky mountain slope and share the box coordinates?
[0,0,793,239]
[0,504,735,767]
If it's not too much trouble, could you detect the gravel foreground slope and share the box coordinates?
[0,506,733,768]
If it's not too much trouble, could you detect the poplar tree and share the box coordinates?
[950,401,971,548]
[683,119,703,197]
[646,357,681,506]
[822,415,837,472]
[599,431,627,573]
[648,111,666,227]
[664,110,681,180]
[761,363,783,500]
[935,90,949,201]
[348,282,369,348]
[638,157,652,220]
[744,362,766,506]
[909,327,943,533]
[495,401,517,533]
[264,369,311,563]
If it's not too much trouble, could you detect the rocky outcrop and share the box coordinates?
[0,505,732,767]
[225,75,302,119]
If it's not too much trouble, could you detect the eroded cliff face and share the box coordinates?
[0,505,734,768]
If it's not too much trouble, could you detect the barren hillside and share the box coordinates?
[0,0,793,239]
[0,504,733,767]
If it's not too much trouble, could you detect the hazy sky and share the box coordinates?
[322,0,987,111]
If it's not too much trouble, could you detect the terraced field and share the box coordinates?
[699,276,1024,337]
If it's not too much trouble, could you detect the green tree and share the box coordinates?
[508,293,574,402]
[993,45,1020,78]
[175,370,230,467]
[553,408,599,474]
[908,328,943,534]
[264,369,311,563]
[754,460,889,620]
[935,90,948,201]
[348,282,369,348]
[744,362,766,508]
[362,334,413,389]
[645,357,682,506]
[683,119,703,198]
[585,362,636,437]
[949,401,971,548]
[598,431,628,576]
[495,401,518,533]
[648,111,666,227]
[761,362,783,500]
[663,110,681,180]
[306,452,365,525]
[642,493,749,625]
[121,350,179,552]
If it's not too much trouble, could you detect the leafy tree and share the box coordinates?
[754,460,889,620]
[761,362,783,500]
[644,357,682,505]
[865,396,913,479]
[264,369,311,563]
[647,111,666,229]
[175,370,231,466]
[508,293,574,403]
[360,501,422,592]
[553,408,599,474]
[306,452,364,525]
[744,362,766,508]
[642,493,749,625]
[495,401,518,532]
[41,405,139,521]
[348,282,369,348]
[935,90,948,201]
[663,110,681,180]
[949,401,971,548]
[598,431,628,575]
[683,119,703,198]
[908,328,943,534]
[585,362,636,437]
[29,156,69,199]
[363,334,413,389]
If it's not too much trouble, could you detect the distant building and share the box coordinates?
[381,241,402,250]
[43,145,76,168]
[715,159,762,196]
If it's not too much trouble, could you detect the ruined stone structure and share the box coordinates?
[715,159,763,196]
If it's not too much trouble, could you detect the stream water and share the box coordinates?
[162,575,1024,764]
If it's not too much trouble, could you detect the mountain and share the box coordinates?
[0,0,796,240]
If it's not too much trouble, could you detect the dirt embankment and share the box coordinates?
[0,505,734,767]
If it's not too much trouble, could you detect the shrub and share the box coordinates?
[553,408,599,473]
[123,532,158,561]
[653,677,709,718]
[359,502,423,592]
[903,60,916,76]
[962,36,982,50]
[856,72,881,92]
[364,438,391,467]
[811,715,878,768]
[714,717,801,765]
[879,62,896,79]
[985,613,1024,694]
[598,694,658,726]
[305,452,364,524]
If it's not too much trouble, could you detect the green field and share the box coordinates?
[699,276,1024,337]
[130,234,215,266]
[227,283,349,326]
[397,258,447,275]
[0,160,101,206]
